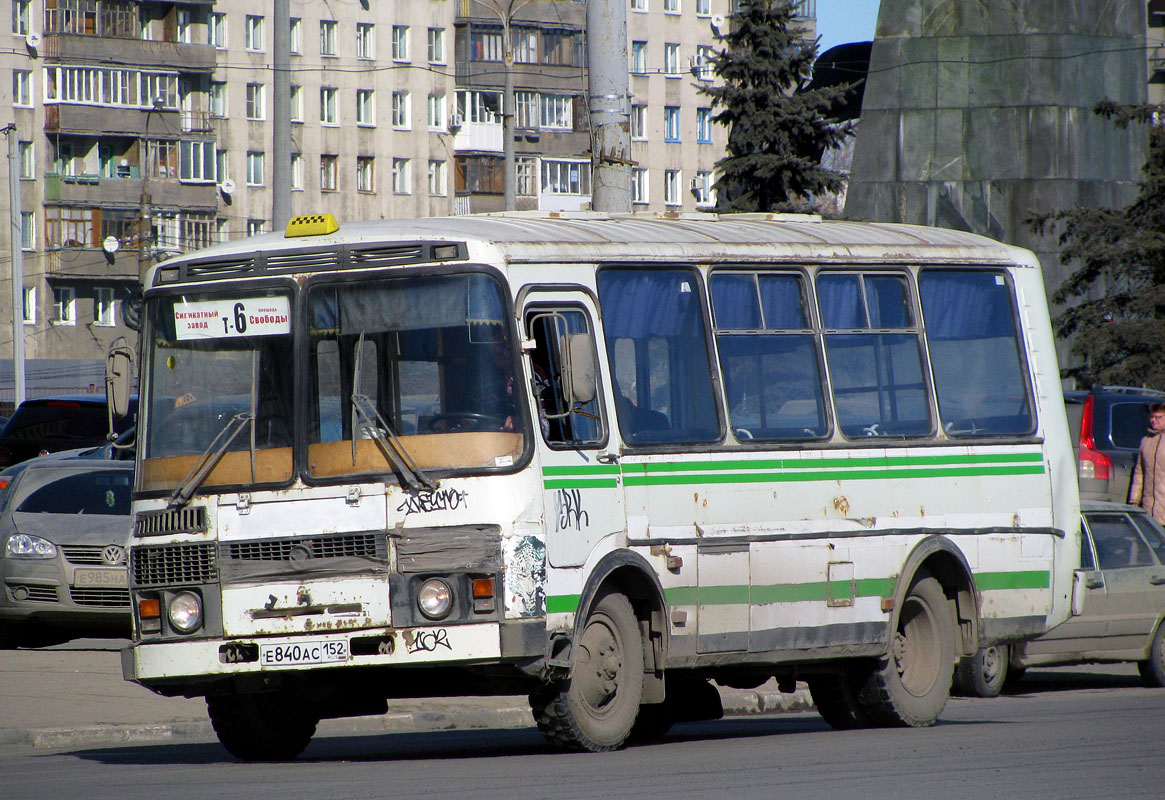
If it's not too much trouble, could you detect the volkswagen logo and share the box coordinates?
[102,545,126,565]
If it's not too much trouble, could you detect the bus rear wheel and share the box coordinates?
[860,575,955,727]
[207,692,319,761]
[530,590,643,752]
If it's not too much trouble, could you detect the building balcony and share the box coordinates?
[43,173,218,210]
[42,33,216,72]
[453,121,504,154]
[45,105,212,138]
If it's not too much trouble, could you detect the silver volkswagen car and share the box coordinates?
[0,454,133,648]
[955,501,1165,696]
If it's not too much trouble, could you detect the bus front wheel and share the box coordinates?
[861,575,955,727]
[207,692,319,761]
[530,590,644,752]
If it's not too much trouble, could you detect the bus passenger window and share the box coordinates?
[918,270,1034,437]
[710,271,828,441]
[597,268,720,445]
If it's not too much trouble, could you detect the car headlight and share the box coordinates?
[416,578,454,620]
[168,591,203,634]
[5,533,57,559]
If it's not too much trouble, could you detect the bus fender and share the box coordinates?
[891,534,980,659]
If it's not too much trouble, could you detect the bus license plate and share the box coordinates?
[259,640,349,667]
[73,568,128,587]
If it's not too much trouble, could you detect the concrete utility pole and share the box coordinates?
[272,0,291,229]
[587,0,631,212]
[4,125,26,407]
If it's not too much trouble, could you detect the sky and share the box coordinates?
[815,0,881,53]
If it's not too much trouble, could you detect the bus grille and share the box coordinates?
[224,533,386,562]
[135,507,207,537]
[131,543,218,587]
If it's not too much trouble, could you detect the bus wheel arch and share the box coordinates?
[894,535,979,659]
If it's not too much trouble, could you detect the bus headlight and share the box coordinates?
[417,578,454,620]
[168,591,203,633]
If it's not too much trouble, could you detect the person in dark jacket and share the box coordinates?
[1129,402,1165,524]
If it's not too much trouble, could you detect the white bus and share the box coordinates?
[118,212,1078,759]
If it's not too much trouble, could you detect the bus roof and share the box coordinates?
[150,212,1038,286]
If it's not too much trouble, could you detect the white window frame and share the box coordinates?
[541,159,591,195]
[512,26,537,64]
[392,25,409,61]
[392,157,410,194]
[320,86,338,125]
[392,90,410,129]
[210,12,227,49]
[320,20,337,57]
[631,168,649,205]
[356,22,374,59]
[94,287,116,327]
[695,45,715,80]
[18,141,34,178]
[19,211,35,251]
[664,43,680,76]
[289,18,302,54]
[12,0,30,35]
[665,168,681,206]
[515,90,539,129]
[356,156,375,193]
[14,70,32,107]
[180,140,216,183]
[210,82,227,117]
[540,93,573,130]
[631,0,647,12]
[631,41,647,75]
[290,84,302,123]
[246,219,265,237]
[52,286,76,326]
[22,285,36,324]
[694,170,714,208]
[246,151,265,186]
[515,156,536,196]
[320,154,338,192]
[356,89,375,126]
[428,159,446,196]
[427,27,445,63]
[630,105,647,140]
[246,83,265,120]
[664,0,679,13]
[427,93,445,129]
[291,153,303,191]
[245,15,264,52]
[665,106,680,141]
[696,0,711,15]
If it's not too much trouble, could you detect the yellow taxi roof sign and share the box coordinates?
[285,213,339,237]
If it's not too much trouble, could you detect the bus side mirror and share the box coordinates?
[105,337,135,421]
[561,332,596,405]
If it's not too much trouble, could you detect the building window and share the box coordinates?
[95,287,116,327]
[291,153,303,190]
[665,106,680,141]
[245,15,264,52]
[145,140,178,179]
[513,91,538,129]
[631,0,646,10]
[20,211,35,250]
[665,169,681,205]
[694,45,715,80]
[320,87,338,125]
[289,18,301,53]
[631,41,647,75]
[455,156,503,194]
[246,83,265,120]
[458,90,502,124]
[696,0,710,14]
[630,105,646,140]
[542,160,591,195]
[22,286,36,324]
[176,9,193,44]
[320,20,337,56]
[53,287,76,326]
[321,154,338,191]
[694,170,714,207]
[543,29,582,66]
[428,28,445,63]
[470,26,502,61]
[512,26,537,63]
[427,93,445,129]
[210,82,226,117]
[697,107,713,143]
[210,12,227,48]
[246,151,265,185]
[12,0,30,34]
[216,149,228,183]
[179,140,216,182]
[247,219,265,237]
[631,168,648,204]
[664,0,679,12]
[356,90,374,126]
[428,159,446,196]
[13,70,32,107]
[290,85,302,122]
[356,156,374,193]
[392,158,410,194]
[515,157,535,196]
[18,141,33,178]
[392,91,410,129]
[356,23,374,59]
[392,25,409,61]
[540,94,573,129]
[664,43,680,76]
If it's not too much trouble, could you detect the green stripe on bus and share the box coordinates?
[542,465,621,476]
[543,478,621,489]
[546,594,581,614]
[974,570,1050,590]
[623,452,1043,474]
[622,464,1045,487]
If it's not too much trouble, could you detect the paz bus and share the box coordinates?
[117,211,1079,758]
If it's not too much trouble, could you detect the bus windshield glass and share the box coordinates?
[305,271,525,479]
[140,289,295,492]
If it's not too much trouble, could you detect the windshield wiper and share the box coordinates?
[166,411,254,510]
[351,393,438,494]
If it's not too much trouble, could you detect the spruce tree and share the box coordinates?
[702,0,854,212]
[1032,102,1165,389]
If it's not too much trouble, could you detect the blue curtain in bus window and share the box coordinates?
[816,274,865,328]
[710,274,760,329]
[597,268,720,444]
[865,276,911,328]
[919,270,1033,436]
[758,275,807,328]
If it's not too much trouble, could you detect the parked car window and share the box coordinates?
[1088,512,1158,568]
[1079,522,1095,570]
[1130,513,1165,563]
[15,470,132,516]
[1109,401,1154,449]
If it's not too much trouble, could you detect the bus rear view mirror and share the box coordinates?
[562,332,596,405]
[105,337,135,420]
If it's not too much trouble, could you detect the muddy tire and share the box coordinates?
[530,590,643,751]
[859,575,955,727]
[1137,622,1165,688]
[808,663,877,730]
[954,644,1010,698]
[207,693,319,761]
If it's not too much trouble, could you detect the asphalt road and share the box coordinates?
[1,666,1162,800]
